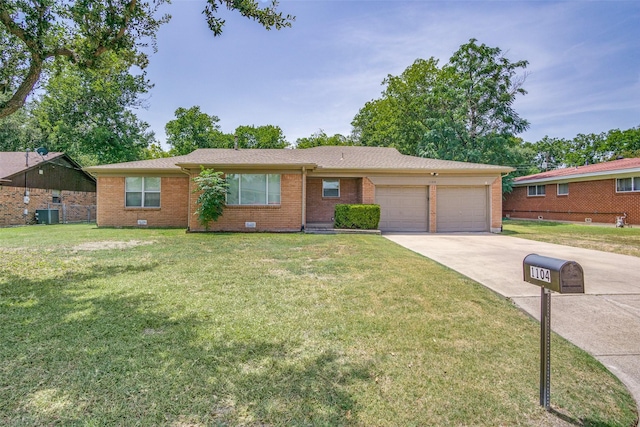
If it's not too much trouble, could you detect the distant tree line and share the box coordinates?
[1,32,638,190]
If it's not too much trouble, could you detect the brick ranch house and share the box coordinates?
[503,157,640,225]
[0,152,96,227]
[84,146,513,233]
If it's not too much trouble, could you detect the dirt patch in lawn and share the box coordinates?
[72,240,155,251]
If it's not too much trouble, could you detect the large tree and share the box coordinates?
[423,39,529,163]
[0,99,41,150]
[352,39,530,167]
[165,106,232,155]
[523,136,569,171]
[295,129,353,148]
[0,0,294,118]
[605,126,640,159]
[352,58,440,156]
[32,53,156,165]
[234,124,289,149]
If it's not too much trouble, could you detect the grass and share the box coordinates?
[503,219,640,257]
[0,224,637,426]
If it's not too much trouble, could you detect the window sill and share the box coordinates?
[225,204,281,209]
[125,207,161,210]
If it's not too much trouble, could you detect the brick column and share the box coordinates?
[429,185,437,233]
[491,177,503,233]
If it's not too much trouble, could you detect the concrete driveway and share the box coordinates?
[384,232,640,410]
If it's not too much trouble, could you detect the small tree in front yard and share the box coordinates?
[193,168,228,230]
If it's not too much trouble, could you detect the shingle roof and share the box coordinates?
[0,152,65,179]
[86,146,513,174]
[514,158,640,184]
[84,156,189,172]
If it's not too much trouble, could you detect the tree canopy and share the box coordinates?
[352,39,530,168]
[525,126,640,169]
[32,53,156,165]
[295,130,353,148]
[0,0,294,118]
[165,106,232,155]
[235,124,289,149]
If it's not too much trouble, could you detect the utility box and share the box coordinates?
[35,209,60,225]
[523,254,584,294]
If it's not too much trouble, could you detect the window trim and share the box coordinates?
[616,177,640,193]
[125,177,161,208]
[225,173,281,206]
[527,185,546,197]
[322,179,340,198]
[557,183,569,196]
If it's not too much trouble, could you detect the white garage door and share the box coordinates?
[376,186,428,232]
[437,187,488,232]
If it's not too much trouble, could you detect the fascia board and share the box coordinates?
[309,167,509,175]
[83,168,188,176]
[514,167,640,186]
[176,162,317,170]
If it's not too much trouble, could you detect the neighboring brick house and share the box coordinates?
[84,146,512,233]
[0,152,97,227]
[503,158,640,225]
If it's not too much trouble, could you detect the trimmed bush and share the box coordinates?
[334,204,380,230]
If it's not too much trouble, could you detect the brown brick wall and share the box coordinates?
[0,186,96,226]
[306,178,363,223]
[503,178,639,225]
[429,185,437,233]
[362,178,375,204]
[491,178,503,231]
[189,173,303,232]
[96,176,189,228]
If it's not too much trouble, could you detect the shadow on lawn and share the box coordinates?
[0,260,370,426]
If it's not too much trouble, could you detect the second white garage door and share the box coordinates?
[376,186,428,232]
[436,186,488,232]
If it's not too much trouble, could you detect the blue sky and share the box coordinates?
[136,0,640,148]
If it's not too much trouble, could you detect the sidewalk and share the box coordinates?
[384,233,640,411]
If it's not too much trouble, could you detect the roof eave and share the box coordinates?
[514,167,640,186]
[175,162,317,170]
[83,167,186,175]
[311,166,513,174]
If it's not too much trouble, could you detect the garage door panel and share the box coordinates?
[437,187,488,232]
[376,186,428,232]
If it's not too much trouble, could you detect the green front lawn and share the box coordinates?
[503,219,640,257]
[0,225,636,426]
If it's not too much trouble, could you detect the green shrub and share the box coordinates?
[334,204,380,229]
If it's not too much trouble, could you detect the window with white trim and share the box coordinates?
[322,179,340,198]
[616,177,640,193]
[527,185,545,196]
[557,183,569,195]
[226,174,281,205]
[125,177,161,207]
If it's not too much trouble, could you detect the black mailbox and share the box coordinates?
[523,254,584,294]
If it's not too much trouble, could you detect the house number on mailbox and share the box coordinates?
[530,266,551,283]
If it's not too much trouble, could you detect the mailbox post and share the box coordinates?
[523,254,584,411]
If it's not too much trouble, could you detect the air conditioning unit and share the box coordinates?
[35,209,60,225]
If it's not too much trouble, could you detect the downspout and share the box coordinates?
[301,166,307,231]
[182,167,193,232]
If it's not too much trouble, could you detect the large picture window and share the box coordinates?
[616,177,640,193]
[226,174,281,205]
[125,177,161,207]
[527,185,545,197]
